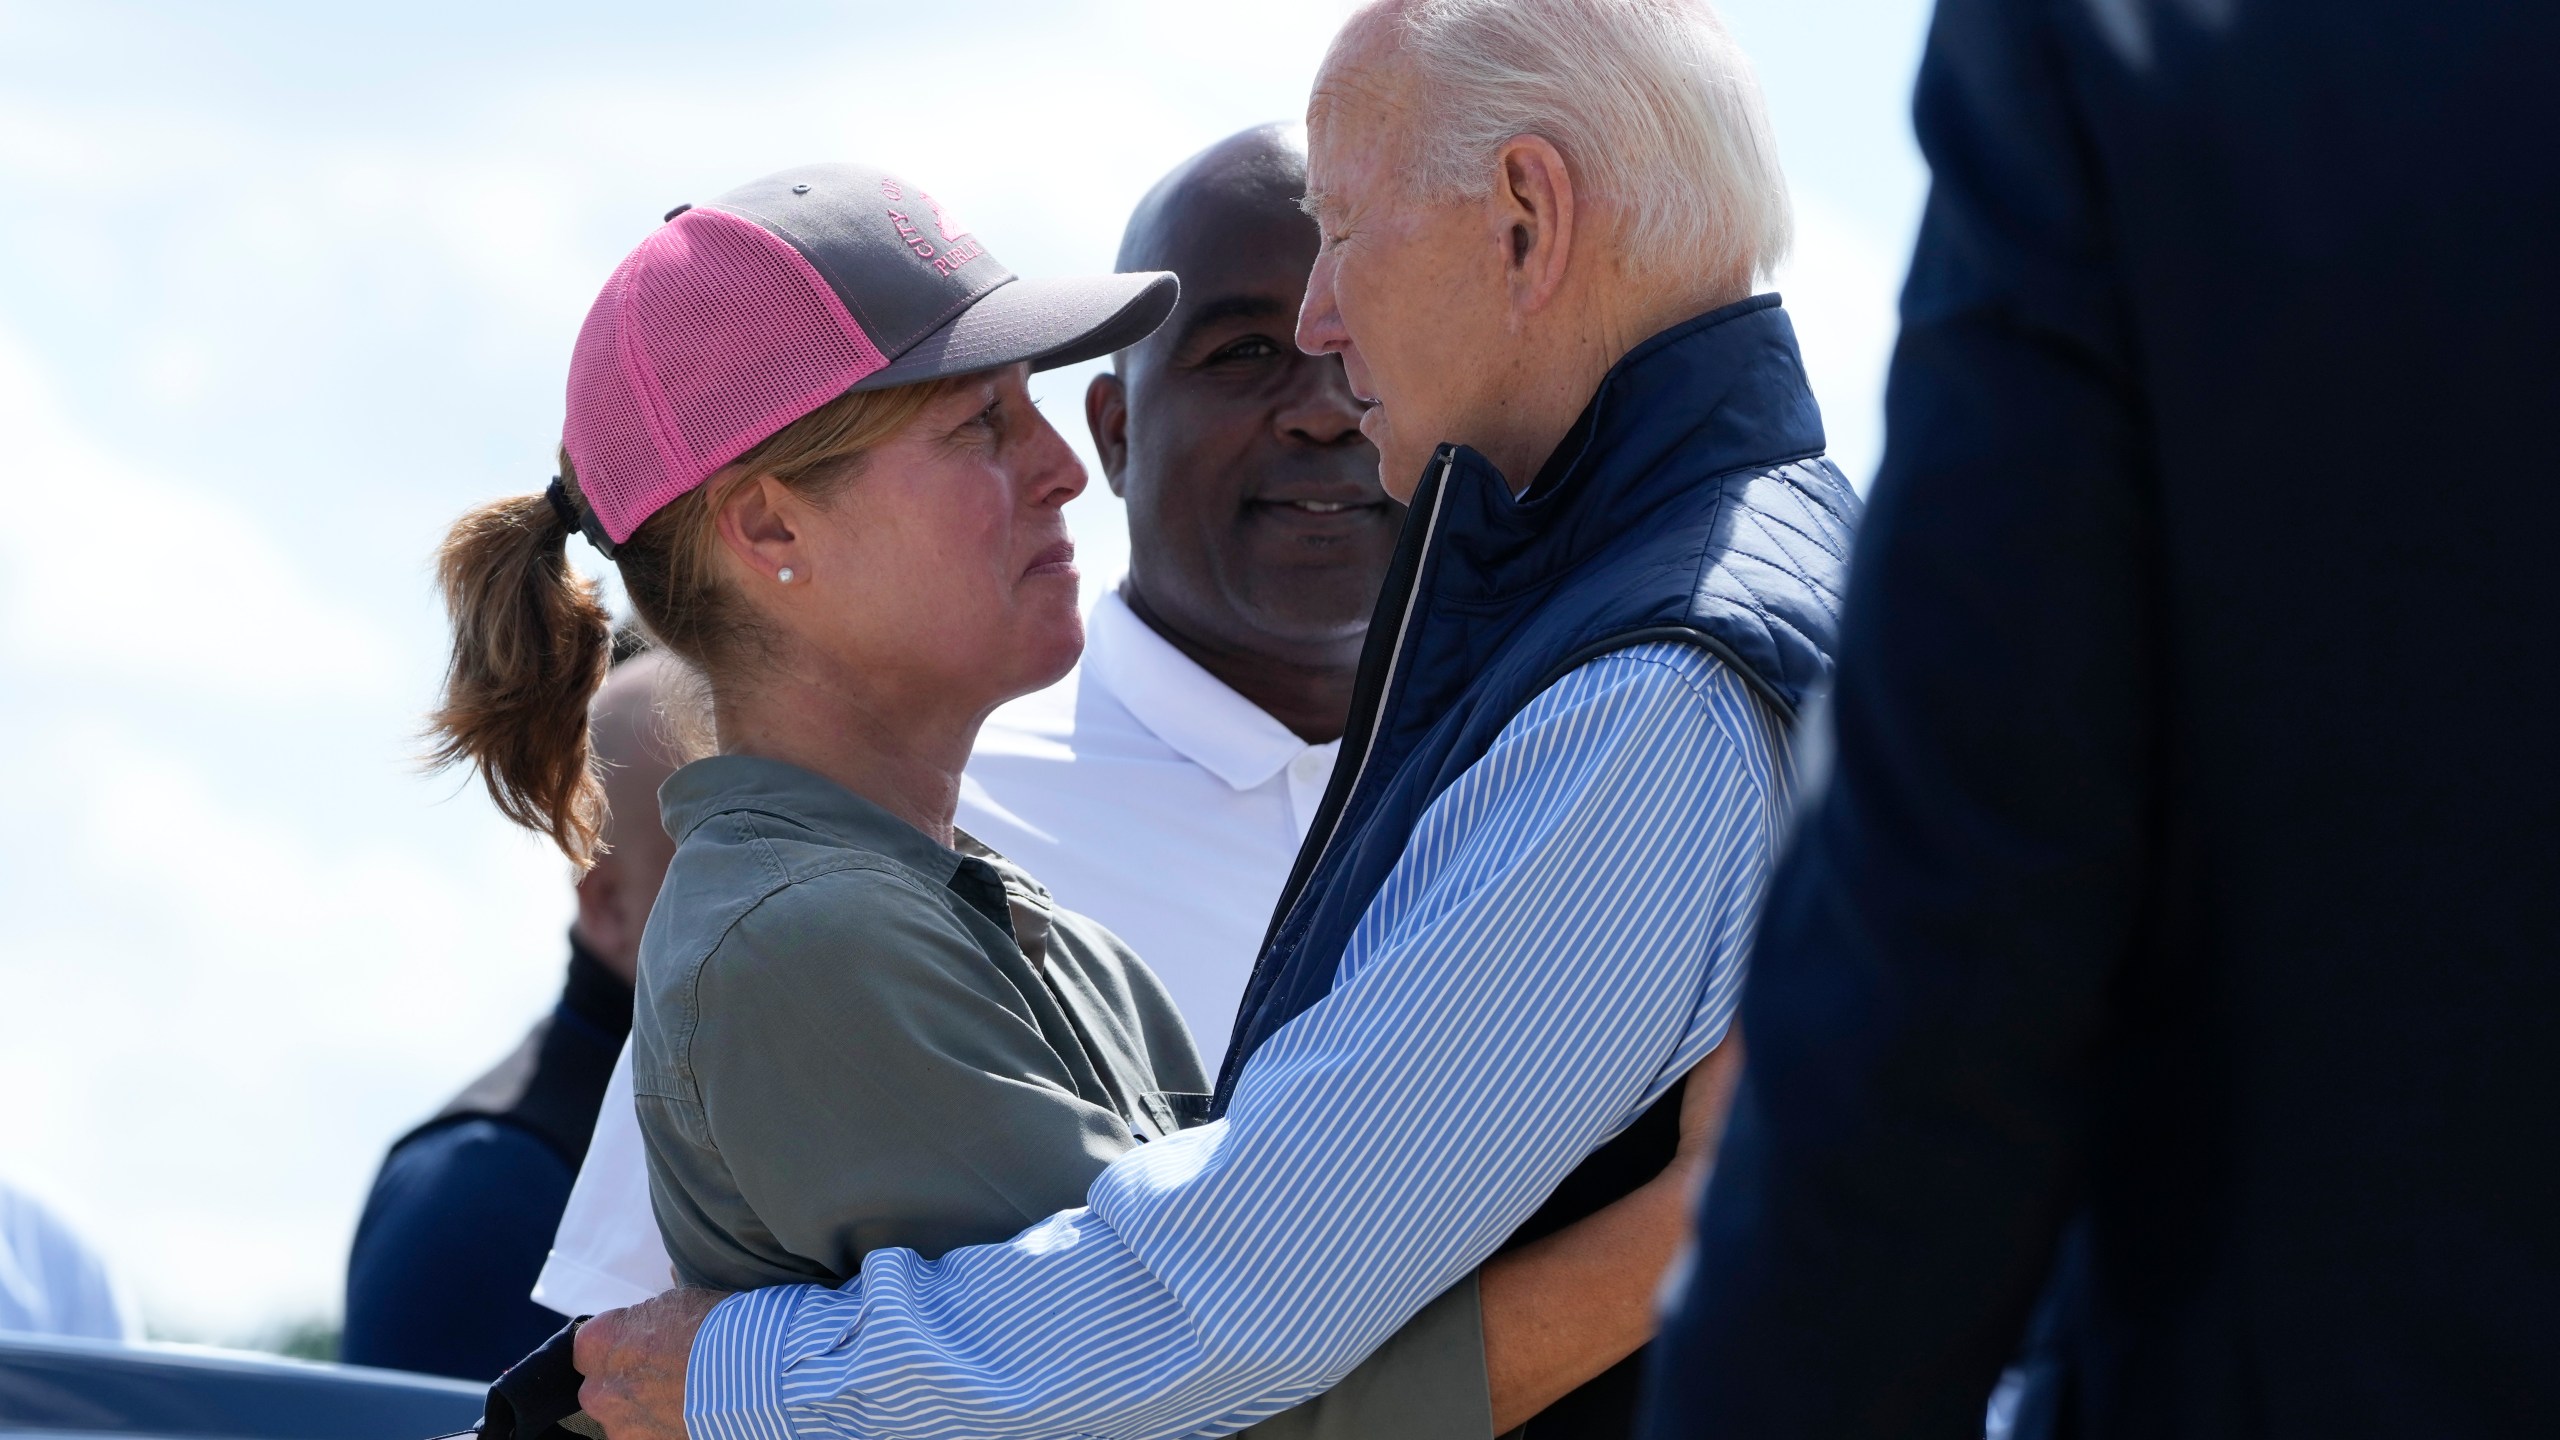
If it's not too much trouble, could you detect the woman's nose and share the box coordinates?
[1023,410,1088,505]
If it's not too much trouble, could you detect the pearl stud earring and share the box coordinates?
[777,567,796,584]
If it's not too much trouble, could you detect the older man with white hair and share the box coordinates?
[573,4,1855,1437]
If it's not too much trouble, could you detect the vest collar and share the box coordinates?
[1430,294,1828,601]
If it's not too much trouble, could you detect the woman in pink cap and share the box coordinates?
[428,164,1720,1435]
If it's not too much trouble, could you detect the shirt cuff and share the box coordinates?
[685,1286,807,1440]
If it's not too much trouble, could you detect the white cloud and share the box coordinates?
[0,714,570,1335]
[0,329,397,702]
[0,317,567,1338]
[135,332,215,409]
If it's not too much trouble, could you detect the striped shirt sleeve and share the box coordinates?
[686,643,1792,1440]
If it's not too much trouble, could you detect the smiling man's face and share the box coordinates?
[1092,134,1399,664]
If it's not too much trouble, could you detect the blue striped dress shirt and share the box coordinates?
[688,642,1790,1440]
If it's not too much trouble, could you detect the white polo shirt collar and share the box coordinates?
[1084,589,1329,796]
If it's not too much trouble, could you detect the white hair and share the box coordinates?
[1366,0,1792,286]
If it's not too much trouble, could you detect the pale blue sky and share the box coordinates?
[0,0,1932,1337]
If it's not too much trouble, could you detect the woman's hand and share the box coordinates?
[573,1287,725,1440]
[1478,1033,1745,1432]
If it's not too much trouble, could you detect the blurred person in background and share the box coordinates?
[575,0,1852,1435]
[450,158,1706,1438]
[530,123,1399,1321]
[340,645,684,1381]
[1640,0,2560,1437]
[0,1178,139,1342]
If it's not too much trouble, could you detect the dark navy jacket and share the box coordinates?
[1217,296,1857,1436]
[342,940,629,1381]
[1643,2,2560,1438]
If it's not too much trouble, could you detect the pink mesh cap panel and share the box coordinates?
[563,209,889,543]
[562,260,663,543]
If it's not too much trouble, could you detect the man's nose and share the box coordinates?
[1277,354,1369,448]
[1297,252,1347,357]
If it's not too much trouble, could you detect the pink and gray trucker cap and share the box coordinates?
[563,161,1177,550]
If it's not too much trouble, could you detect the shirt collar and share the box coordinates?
[1083,589,1325,793]
[658,753,966,887]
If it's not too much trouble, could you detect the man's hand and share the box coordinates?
[574,1287,725,1440]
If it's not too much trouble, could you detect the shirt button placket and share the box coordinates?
[1286,750,1328,836]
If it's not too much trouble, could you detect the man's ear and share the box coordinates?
[573,853,632,971]
[1494,135,1578,317]
[1086,369,1132,498]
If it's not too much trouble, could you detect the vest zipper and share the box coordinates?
[1215,447,1457,1106]
[1267,447,1454,946]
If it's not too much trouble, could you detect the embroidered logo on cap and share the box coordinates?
[880,177,989,279]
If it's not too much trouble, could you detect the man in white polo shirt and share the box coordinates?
[531,124,1393,1317]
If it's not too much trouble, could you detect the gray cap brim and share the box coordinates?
[851,270,1178,392]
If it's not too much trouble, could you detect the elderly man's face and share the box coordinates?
[1297,59,1515,501]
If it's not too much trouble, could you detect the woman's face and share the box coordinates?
[747,363,1088,722]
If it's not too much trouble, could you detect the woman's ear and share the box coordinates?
[712,473,806,586]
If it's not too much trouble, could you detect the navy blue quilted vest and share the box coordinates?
[1212,296,1858,1436]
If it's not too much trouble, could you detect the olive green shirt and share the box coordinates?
[632,756,1489,1437]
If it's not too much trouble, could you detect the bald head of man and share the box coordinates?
[1086,124,1396,744]
[574,648,687,984]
